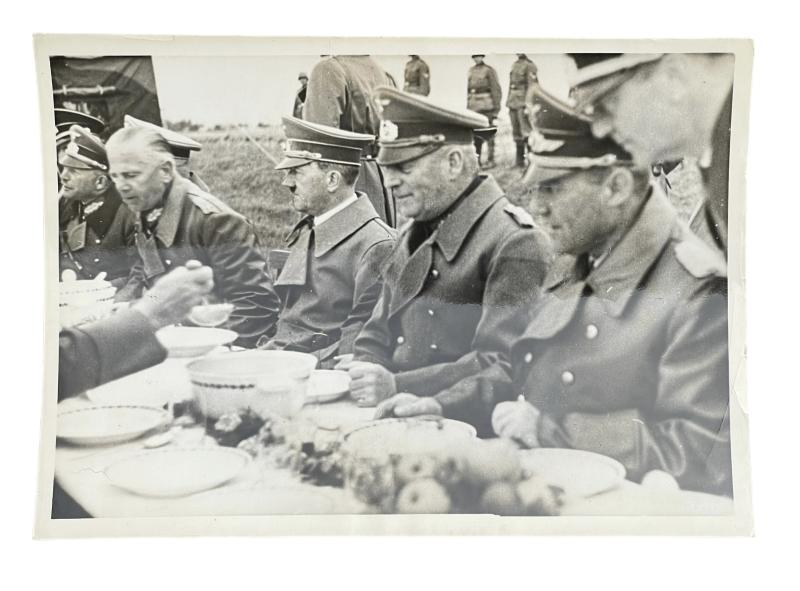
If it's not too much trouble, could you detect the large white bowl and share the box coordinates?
[59,279,117,328]
[342,418,477,460]
[187,350,318,419]
[156,326,238,358]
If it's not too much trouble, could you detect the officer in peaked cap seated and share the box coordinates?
[567,52,734,254]
[257,116,396,363]
[58,125,137,286]
[123,114,210,192]
[344,87,552,437]
[494,87,732,495]
[55,108,106,151]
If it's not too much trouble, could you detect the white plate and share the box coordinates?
[343,418,477,459]
[156,326,238,358]
[306,370,351,404]
[519,448,626,498]
[105,446,251,498]
[57,405,169,446]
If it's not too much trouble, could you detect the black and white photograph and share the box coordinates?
[33,35,753,536]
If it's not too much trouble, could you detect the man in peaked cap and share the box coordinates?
[495,87,732,495]
[55,108,106,151]
[467,54,502,169]
[302,55,398,227]
[124,114,211,192]
[107,126,281,348]
[258,117,396,363]
[344,87,552,436]
[58,125,137,286]
[567,53,735,254]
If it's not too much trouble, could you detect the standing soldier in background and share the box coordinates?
[123,114,211,192]
[302,55,397,227]
[403,55,430,96]
[467,54,502,169]
[507,54,538,168]
[293,72,309,119]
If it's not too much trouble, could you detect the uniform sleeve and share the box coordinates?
[200,213,281,348]
[58,309,166,399]
[420,62,431,96]
[352,282,395,366]
[338,237,396,355]
[489,67,503,118]
[536,280,732,495]
[302,60,348,128]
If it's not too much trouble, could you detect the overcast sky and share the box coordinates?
[153,54,575,127]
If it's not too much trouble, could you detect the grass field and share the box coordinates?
[186,123,705,253]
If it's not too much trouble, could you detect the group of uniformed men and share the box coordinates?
[58,52,734,497]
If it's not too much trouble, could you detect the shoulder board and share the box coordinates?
[503,203,534,228]
[671,221,727,279]
[187,190,226,215]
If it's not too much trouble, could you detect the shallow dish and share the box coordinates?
[519,448,626,498]
[104,446,251,498]
[57,405,169,446]
[343,417,477,459]
[306,370,351,404]
[156,326,238,358]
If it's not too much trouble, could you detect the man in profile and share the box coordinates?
[347,87,552,435]
[260,116,396,363]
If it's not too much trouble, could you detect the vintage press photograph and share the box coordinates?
[35,36,752,536]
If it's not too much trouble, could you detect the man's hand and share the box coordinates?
[345,361,397,406]
[374,393,443,419]
[133,260,214,330]
[491,399,541,449]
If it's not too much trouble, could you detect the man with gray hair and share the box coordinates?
[343,87,552,436]
[107,126,280,347]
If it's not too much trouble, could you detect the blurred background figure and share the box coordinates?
[302,55,398,227]
[467,54,502,169]
[293,72,309,118]
[58,125,137,286]
[123,114,210,191]
[507,54,538,168]
[569,53,734,254]
[403,55,430,96]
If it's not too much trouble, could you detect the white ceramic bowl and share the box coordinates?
[156,326,238,358]
[342,418,477,460]
[59,279,117,327]
[186,350,318,419]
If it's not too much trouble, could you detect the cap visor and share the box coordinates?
[521,163,576,186]
[274,156,312,170]
[58,153,95,170]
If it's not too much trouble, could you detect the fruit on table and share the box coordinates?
[480,481,524,516]
[395,453,438,484]
[461,439,523,486]
[396,478,452,514]
[516,475,564,516]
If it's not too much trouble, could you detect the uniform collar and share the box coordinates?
[313,192,380,257]
[547,184,677,317]
[313,193,358,227]
[139,177,188,248]
[85,188,123,238]
[433,174,504,262]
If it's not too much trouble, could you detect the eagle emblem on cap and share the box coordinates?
[380,120,399,141]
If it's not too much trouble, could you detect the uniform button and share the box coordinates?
[93,258,100,263]
[561,370,575,385]
[427,309,435,316]
[165,259,172,266]
[431,269,439,279]
[523,352,533,364]
[585,324,599,339]
[396,336,405,345]
[95,239,101,244]
[429,344,438,351]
